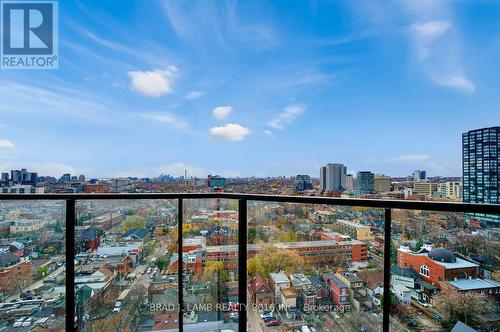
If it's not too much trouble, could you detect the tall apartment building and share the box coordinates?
[1,173,9,182]
[345,174,355,191]
[320,163,346,192]
[413,170,426,182]
[462,127,499,205]
[374,174,391,193]
[437,181,462,200]
[355,171,374,194]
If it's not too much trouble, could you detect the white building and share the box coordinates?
[392,283,411,306]
[270,272,290,304]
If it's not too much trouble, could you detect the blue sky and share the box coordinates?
[1,0,499,178]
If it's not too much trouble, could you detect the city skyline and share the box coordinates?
[1,1,500,178]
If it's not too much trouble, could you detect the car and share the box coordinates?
[417,300,430,307]
[260,311,273,319]
[263,315,276,322]
[405,317,417,327]
[112,307,121,313]
[229,312,239,321]
[21,320,32,327]
[266,319,281,327]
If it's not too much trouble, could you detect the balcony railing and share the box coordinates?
[0,192,498,332]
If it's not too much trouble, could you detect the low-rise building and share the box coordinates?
[322,273,350,309]
[249,273,274,306]
[270,272,290,304]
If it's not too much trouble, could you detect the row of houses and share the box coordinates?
[248,270,382,318]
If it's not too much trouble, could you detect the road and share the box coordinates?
[4,265,65,303]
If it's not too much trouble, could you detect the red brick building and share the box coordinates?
[249,273,274,306]
[0,254,32,292]
[322,273,350,309]
[397,242,479,287]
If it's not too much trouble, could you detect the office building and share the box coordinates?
[437,181,462,200]
[295,175,313,192]
[374,174,391,193]
[345,174,355,191]
[355,171,374,194]
[59,173,71,183]
[320,163,346,192]
[462,127,499,205]
[10,169,37,185]
[413,170,426,182]
[1,173,8,182]
[413,182,438,197]
[320,166,327,190]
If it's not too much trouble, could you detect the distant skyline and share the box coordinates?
[1,0,499,178]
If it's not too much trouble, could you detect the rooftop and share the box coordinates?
[448,278,500,291]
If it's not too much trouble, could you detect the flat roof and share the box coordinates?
[448,278,500,291]
[413,252,479,269]
[337,219,370,229]
[270,272,289,284]
[205,239,363,253]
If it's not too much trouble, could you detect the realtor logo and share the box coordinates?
[1,0,58,69]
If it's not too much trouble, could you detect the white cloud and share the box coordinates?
[127,66,178,97]
[387,154,430,163]
[433,74,475,93]
[185,91,204,100]
[212,106,233,120]
[267,104,306,129]
[263,130,274,138]
[410,20,451,59]
[209,123,250,141]
[141,112,188,128]
[0,139,14,149]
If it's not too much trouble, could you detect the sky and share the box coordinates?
[0,0,499,179]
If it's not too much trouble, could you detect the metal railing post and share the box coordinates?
[383,208,391,332]
[178,198,184,331]
[238,199,248,332]
[65,198,76,331]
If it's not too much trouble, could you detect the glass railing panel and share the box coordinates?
[390,209,499,331]
[74,199,178,331]
[0,199,66,330]
[248,201,384,332]
[182,198,240,331]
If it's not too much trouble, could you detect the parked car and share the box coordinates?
[432,312,442,323]
[260,311,273,319]
[405,317,417,327]
[417,300,430,307]
[229,312,239,321]
[266,319,281,327]
[112,307,121,313]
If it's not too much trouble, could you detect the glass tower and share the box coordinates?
[462,127,499,208]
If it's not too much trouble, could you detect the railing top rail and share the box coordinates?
[0,192,498,214]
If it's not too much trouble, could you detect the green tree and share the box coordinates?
[122,215,146,232]
[37,265,48,277]
[278,231,298,242]
[415,235,424,251]
[42,246,54,255]
[155,257,169,272]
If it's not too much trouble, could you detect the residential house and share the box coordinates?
[249,273,274,306]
